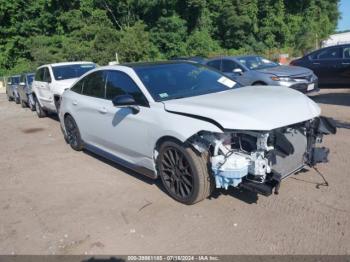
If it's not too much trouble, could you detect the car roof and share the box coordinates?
[323,44,350,48]
[307,44,350,55]
[38,61,95,68]
[170,56,207,63]
[209,55,260,60]
[122,60,198,69]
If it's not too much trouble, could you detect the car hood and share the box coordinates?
[162,86,321,131]
[256,65,312,77]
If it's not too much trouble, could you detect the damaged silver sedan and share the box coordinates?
[59,61,336,204]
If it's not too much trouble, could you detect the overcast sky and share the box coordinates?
[338,0,350,31]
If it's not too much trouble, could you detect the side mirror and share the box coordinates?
[233,68,243,75]
[112,94,140,114]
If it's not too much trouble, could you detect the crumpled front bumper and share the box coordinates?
[215,117,336,196]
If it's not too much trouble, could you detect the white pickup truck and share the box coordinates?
[32,62,96,117]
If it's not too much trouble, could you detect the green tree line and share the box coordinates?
[0,0,340,75]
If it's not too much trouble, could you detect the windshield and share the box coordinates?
[237,56,279,70]
[12,76,20,84]
[52,64,96,80]
[134,63,240,102]
[27,74,34,85]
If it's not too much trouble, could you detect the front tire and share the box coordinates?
[64,115,83,151]
[158,141,213,205]
[35,97,47,118]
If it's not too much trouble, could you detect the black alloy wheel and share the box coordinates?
[158,141,213,205]
[64,115,83,151]
[160,147,194,199]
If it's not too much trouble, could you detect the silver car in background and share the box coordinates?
[6,75,21,103]
[206,56,319,93]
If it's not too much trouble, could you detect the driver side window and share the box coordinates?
[207,60,221,70]
[105,70,148,106]
[313,47,341,60]
[222,60,241,73]
[82,71,106,99]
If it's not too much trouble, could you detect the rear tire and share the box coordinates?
[21,99,27,108]
[158,140,213,205]
[64,115,83,151]
[15,95,20,104]
[7,93,13,101]
[35,97,47,118]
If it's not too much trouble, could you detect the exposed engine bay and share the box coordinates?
[190,116,336,196]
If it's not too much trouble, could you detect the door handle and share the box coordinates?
[72,100,78,106]
[313,62,320,65]
[98,107,107,114]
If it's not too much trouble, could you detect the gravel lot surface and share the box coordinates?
[0,89,349,255]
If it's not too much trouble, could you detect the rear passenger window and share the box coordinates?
[207,60,221,70]
[315,47,341,60]
[222,60,241,72]
[82,71,106,98]
[106,71,148,106]
[71,79,84,94]
[35,68,44,81]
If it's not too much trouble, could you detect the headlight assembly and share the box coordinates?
[271,76,294,82]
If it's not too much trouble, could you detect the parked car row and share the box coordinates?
[6,54,337,205]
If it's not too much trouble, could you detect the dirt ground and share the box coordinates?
[0,89,349,255]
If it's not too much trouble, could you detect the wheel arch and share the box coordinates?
[60,112,74,133]
[252,81,267,86]
[31,91,44,107]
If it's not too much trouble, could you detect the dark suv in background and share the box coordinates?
[18,73,35,110]
[290,44,350,85]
